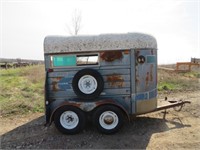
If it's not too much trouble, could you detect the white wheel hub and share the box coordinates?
[78,75,97,94]
[99,111,119,130]
[60,111,79,129]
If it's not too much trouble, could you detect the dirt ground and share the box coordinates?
[0,90,199,149]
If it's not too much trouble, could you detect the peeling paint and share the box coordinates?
[51,77,62,83]
[150,64,153,81]
[136,74,140,85]
[100,51,123,62]
[52,82,59,91]
[145,72,150,89]
[107,74,124,87]
[51,77,62,91]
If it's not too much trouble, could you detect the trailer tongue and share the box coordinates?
[152,99,191,113]
[144,98,191,120]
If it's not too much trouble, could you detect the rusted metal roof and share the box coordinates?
[44,33,157,54]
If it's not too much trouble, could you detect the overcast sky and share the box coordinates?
[1,0,200,64]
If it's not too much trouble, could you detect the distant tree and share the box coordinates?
[67,10,82,35]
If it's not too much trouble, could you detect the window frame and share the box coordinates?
[76,54,99,66]
[50,53,100,68]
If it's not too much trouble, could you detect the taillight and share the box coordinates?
[48,68,54,72]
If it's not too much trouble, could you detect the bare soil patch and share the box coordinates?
[1,91,199,149]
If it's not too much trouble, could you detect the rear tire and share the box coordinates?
[93,105,124,134]
[54,106,86,134]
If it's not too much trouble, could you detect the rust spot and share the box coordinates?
[100,51,123,62]
[51,77,62,91]
[52,77,62,82]
[145,72,149,89]
[136,74,140,84]
[95,99,116,106]
[123,50,130,54]
[150,64,153,81]
[107,74,124,88]
[68,102,81,108]
[63,101,81,108]
[52,81,59,91]
[58,77,62,81]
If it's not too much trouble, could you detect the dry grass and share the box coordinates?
[158,67,200,92]
[0,65,45,116]
[0,64,199,117]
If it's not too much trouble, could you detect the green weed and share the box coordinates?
[158,71,200,92]
[181,71,200,78]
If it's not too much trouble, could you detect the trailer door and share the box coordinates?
[133,49,157,114]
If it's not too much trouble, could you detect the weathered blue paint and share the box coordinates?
[149,88,157,99]
[134,88,157,101]
[57,77,72,90]
[147,55,156,63]
[135,93,148,100]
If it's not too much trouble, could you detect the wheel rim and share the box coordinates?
[78,75,98,94]
[60,111,79,129]
[99,111,119,130]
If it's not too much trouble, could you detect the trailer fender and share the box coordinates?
[47,99,130,126]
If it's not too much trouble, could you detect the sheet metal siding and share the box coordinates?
[46,51,131,112]
[48,70,131,98]
[45,48,158,115]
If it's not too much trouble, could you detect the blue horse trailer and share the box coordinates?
[43,33,189,134]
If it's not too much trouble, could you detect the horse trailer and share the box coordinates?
[43,33,190,134]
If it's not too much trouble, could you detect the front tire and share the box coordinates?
[93,105,124,134]
[54,106,86,134]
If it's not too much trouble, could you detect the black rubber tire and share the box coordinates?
[92,105,124,134]
[72,69,104,100]
[54,106,86,134]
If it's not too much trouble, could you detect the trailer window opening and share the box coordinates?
[77,54,99,66]
[52,55,76,67]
